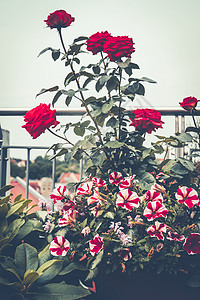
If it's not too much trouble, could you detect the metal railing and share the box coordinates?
[1,107,199,197]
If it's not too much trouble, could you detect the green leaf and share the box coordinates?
[74,126,85,137]
[0,203,8,218]
[65,96,72,106]
[36,260,63,285]
[0,185,13,197]
[30,281,90,300]
[52,91,62,107]
[59,262,86,276]
[91,151,106,166]
[185,126,200,134]
[140,77,157,84]
[92,65,100,74]
[73,36,88,43]
[117,58,131,69]
[105,141,124,148]
[15,243,38,278]
[14,219,43,243]
[38,47,53,57]
[38,244,52,267]
[135,83,145,96]
[36,86,59,98]
[3,219,25,243]
[175,132,193,143]
[177,158,195,172]
[102,98,114,114]
[106,76,119,93]
[6,200,32,217]
[90,250,104,270]
[137,172,156,190]
[106,117,118,128]
[23,270,40,286]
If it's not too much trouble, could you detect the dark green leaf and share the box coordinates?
[36,261,63,285]
[185,126,200,134]
[36,86,59,98]
[52,50,60,61]
[106,117,118,128]
[0,185,13,197]
[52,91,62,107]
[105,141,124,148]
[59,262,86,276]
[31,281,90,300]
[74,126,85,137]
[106,76,119,93]
[73,36,88,43]
[92,65,100,74]
[15,243,38,278]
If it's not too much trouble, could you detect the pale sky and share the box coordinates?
[1,0,200,159]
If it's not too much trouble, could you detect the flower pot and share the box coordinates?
[87,270,200,300]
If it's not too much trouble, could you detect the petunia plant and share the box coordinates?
[20,8,200,292]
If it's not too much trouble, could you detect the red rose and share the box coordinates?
[44,10,75,29]
[103,36,135,61]
[129,108,164,134]
[86,31,112,55]
[179,96,199,111]
[183,233,200,255]
[22,103,60,139]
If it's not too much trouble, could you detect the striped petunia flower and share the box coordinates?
[143,200,168,221]
[175,186,199,209]
[49,236,70,256]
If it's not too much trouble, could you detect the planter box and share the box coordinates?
[87,270,200,300]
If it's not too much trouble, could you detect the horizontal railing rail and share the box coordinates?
[1,107,199,200]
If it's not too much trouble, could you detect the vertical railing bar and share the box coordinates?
[180,115,186,157]
[25,148,31,199]
[52,149,56,190]
[175,115,179,159]
[79,158,83,181]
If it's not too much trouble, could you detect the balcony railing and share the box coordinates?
[1,107,199,197]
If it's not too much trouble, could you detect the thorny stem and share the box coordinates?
[118,67,122,141]
[58,29,104,146]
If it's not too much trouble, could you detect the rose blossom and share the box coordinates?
[86,31,112,55]
[129,108,164,134]
[116,189,140,211]
[183,233,200,255]
[118,248,132,261]
[50,185,68,204]
[22,103,60,139]
[147,221,167,240]
[175,186,199,209]
[89,235,104,256]
[166,231,185,242]
[44,10,75,29]
[143,201,168,221]
[109,171,123,185]
[179,96,199,111]
[103,36,135,61]
[49,236,70,256]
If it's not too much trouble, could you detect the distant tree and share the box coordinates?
[10,161,25,178]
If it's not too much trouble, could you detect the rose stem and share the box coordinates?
[57,28,103,146]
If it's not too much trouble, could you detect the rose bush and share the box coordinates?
[17,8,200,299]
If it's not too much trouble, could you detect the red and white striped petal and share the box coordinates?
[119,175,135,189]
[76,182,93,196]
[89,235,104,256]
[143,200,168,221]
[143,190,163,203]
[147,221,166,240]
[116,189,140,211]
[87,188,107,206]
[109,172,123,185]
[175,186,199,209]
[49,236,70,256]
[50,185,68,204]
